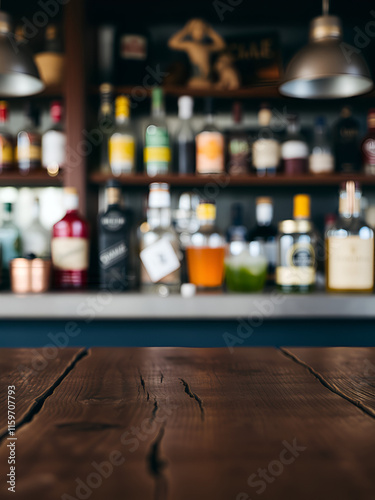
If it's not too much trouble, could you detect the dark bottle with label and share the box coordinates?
[227,102,250,175]
[226,203,248,242]
[116,28,148,85]
[333,107,361,173]
[98,180,131,290]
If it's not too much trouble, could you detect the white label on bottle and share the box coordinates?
[309,153,334,174]
[120,35,147,60]
[327,236,374,290]
[140,238,180,283]
[281,140,309,159]
[252,139,280,169]
[51,237,89,271]
[42,130,66,169]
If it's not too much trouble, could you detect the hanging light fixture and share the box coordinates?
[0,8,44,97]
[279,0,373,99]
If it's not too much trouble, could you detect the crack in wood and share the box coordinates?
[280,348,375,420]
[179,378,205,421]
[147,425,167,476]
[139,372,146,393]
[0,348,88,444]
[150,399,159,423]
[160,372,164,384]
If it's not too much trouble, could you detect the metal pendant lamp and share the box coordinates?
[0,8,45,97]
[279,0,373,99]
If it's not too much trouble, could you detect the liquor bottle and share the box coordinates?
[309,117,334,174]
[96,24,116,84]
[326,181,374,292]
[44,24,63,53]
[16,103,41,174]
[117,29,148,85]
[98,180,131,290]
[22,197,50,258]
[333,107,361,174]
[252,103,280,176]
[144,88,171,176]
[226,203,248,243]
[139,183,181,295]
[186,201,226,289]
[0,101,14,173]
[108,95,136,175]
[276,194,316,293]
[98,83,114,174]
[227,101,250,175]
[281,115,308,175]
[42,101,66,176]
[196,98,225,174]
[0,203,21,285]
[176,96,195,174]
[51,187,89,289]
[361,109,375,175]
[249,197,277,282]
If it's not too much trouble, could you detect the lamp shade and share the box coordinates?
[279,15,373,99]
[0,12,45,97]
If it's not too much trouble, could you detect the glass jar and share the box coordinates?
[276,220,316,293]
[225,241,268,292]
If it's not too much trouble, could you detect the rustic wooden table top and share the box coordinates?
[1,347,375,500]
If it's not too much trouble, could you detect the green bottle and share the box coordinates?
[144,88,171,176]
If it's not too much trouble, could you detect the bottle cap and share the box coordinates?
[51,101,63,123]
[197,201,216,221]
[148,183,170,208]
[99,82,114,94]
[232,101,242,123]
[258,103,272,127]
[256,196,272,206]
[293,194,310,219]
[178,96,193,120]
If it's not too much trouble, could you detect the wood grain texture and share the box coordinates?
[0,347,375,500]
[285,347,375,416]
[0,348,83,437]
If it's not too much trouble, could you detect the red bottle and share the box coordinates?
[52,187,89,288]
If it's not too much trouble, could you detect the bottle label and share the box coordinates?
[120,35,147,60]
[252,139,280,170]
[99,241,128,269]
[42,130,66,168]
[327,236,374,290]
[228,137,250,173]
[196,132,224,174]
[0,140,13,164]
[309,153,334,174]
[144,126,170,174]
[140,238,180,283]
[51,237,89,271]
[276,242,315,286]
[17,144,41,161]
[109,135,135,172]
[101,214,126,231]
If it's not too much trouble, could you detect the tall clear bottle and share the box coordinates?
[309,117,334,174]
[252,103,280,176]
[42,101,66,176]
[22,197,50,258]
[108,95,136,175]
[0,202,21,285]
[326,181,374,293]
[144,88,171,176]
[139,183,181,295]
[195,98,225,174]
[176,96,195,174]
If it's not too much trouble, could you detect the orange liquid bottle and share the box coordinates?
[186,201,226,289]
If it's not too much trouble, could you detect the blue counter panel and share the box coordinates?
[0,319,374,348]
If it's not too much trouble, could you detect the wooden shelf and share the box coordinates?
[0,170,63,187]
[91,84,281,99]
[90,172,375,188]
